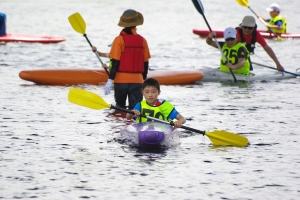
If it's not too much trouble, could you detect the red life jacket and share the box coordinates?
[119,33,144,73]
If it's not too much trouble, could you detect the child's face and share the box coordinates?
[142,86,160,106]
[269,10,279,18]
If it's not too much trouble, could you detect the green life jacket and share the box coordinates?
[136,99,175,123]
[268,15,287,34]
[220,42,250,75]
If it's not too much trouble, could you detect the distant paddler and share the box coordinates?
[206,27,251,76]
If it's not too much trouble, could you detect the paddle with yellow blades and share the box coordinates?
[68,88,249,147]
[68,12,110,75]
[235,0,283,40]
[191,0,237,83]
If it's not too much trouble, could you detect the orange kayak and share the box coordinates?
[19,69,204,85]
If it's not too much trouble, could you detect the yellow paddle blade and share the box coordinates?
[68,12,86,34]
[68,88,111,110]
[206,130,248,147]
[277,36,283,41]
[236,0,249,7]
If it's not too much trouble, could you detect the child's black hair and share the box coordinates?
[142,78,160,91]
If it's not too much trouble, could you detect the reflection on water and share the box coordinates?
[220,80,251,88]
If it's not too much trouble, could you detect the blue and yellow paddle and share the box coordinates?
[68,88,249,147]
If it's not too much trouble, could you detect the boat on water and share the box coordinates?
[0,33,66,43]
[120,122,181,148]
[192,29,300,39]
[19,69,204,85]
[197,66,300,83]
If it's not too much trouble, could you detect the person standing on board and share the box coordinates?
[0,12,6,36]
[257,3,287,34]
[126,78,186,128]
[236,16,285,71]
[92,9,151,110]
[206,27,251,75]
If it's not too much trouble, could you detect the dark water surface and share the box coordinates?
[1,0,300,199]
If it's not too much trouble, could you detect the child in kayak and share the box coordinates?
[257,3,287,34]
[126,78,186,128]
[206,27,251,75]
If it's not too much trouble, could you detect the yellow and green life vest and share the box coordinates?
[220,42,250,75]
[136,99,175,123]
[268,15,287,34]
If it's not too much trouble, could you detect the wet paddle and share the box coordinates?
[68,12,109,75]
[68,88,249,147]
[235,0,283,40]
[252,61,300,77]
[191,0,237,83]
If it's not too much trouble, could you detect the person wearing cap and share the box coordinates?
[206,27,250,75]
[0,12,6,36]
[258,3,287,34]
[92,9,151,110]
[236,15,285,71]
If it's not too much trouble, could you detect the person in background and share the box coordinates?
[126,78,186,128]
[257,3,287,34]
[0,12,6,36]
[235,15,284,71]
[206,27,251,75]
[92,9,151,110]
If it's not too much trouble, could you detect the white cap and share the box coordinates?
[224,27,236,39]
[266,3,280,12]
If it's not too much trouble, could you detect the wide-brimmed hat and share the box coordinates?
[118,9,144,27]
[224,27,236,39]
[240,15,256,27]
[266,3,280,12]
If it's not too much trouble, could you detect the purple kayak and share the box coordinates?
[120,122,181,148]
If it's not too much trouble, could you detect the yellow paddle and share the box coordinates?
[236,0,283,40]
[68,88,249,147]
[68,12,110,75]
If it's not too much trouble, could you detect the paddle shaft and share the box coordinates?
[110,105,206,135]
[252,61,300,76]
[83,34,109,75]
[191,0,237,82]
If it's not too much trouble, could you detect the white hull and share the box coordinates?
[197,66,300,82]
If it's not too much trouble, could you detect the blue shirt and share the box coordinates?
[267,19,283,26]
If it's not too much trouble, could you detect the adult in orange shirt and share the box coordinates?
[235,15,284,71]
[93,9,151,110]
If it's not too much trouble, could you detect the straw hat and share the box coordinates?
[118,9,144,27]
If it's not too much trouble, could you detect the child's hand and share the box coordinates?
[131,110,140,116]
[226,62,234,69]
[102,63,109,69]
[173,120,183,128]
[92,46,97,52]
